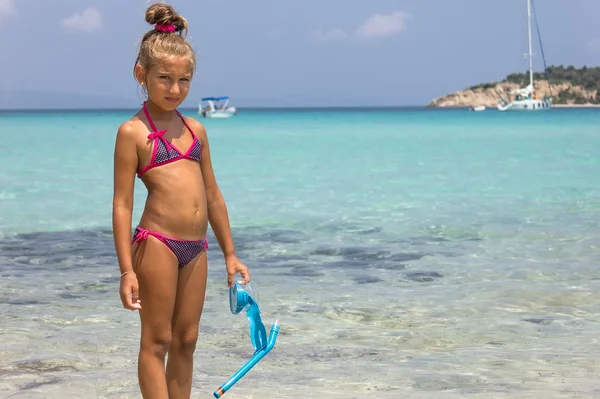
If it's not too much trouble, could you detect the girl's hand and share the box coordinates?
[120,273,142,311]
[225,255,251,287]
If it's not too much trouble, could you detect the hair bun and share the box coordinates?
[145,3,188,34]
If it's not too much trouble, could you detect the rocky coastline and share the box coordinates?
[428,81,599,108]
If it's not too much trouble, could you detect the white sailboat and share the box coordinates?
[497,0,552,112]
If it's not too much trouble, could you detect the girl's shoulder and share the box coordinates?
[116,112,148,141]
[180,115,208,141]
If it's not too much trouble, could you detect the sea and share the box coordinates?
[0,107,599,399]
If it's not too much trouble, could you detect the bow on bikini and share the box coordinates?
[148,129,177,151]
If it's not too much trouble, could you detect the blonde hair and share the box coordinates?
[134,3,196,83]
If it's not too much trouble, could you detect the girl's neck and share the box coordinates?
[144,99,177,120]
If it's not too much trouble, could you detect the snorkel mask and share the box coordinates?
[213,281,280,398]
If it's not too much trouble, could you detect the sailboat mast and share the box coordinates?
[527,0,534,90]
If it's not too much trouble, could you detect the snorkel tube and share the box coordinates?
[213,282,280,398]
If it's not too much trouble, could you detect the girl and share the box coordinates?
[111,4,251,398]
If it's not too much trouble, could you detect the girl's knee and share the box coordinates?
[141,331,172,357]
[171,328,199,352]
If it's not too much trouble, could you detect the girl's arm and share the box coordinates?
[112,121,142,309]
[189,118,251,285]
[193,120,236,257]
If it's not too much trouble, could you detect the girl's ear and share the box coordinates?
[134,64,146,86]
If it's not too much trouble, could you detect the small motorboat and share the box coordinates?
[199,96,237,118]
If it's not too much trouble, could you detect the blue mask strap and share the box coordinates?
[246,301,267,352]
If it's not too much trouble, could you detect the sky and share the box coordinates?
[1,0,600,109]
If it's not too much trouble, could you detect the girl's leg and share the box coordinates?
[166,251,208,399]
[133,237,179,399]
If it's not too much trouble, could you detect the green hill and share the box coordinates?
[507,65,600,104]
[429,65,600,107]
[469,65,600,104]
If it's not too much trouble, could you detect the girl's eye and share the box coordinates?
[160,76,170,80]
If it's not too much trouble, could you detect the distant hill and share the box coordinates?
[429,65,600,107]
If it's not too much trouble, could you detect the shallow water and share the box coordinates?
[1,108,599,398]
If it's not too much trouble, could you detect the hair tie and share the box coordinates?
[155,24,176,33]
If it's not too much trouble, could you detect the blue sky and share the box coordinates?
[1,0,600,108]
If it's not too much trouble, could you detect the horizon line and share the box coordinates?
[0,105,438,112]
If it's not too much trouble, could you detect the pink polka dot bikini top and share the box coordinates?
[137,101,202,178]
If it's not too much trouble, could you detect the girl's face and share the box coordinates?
[137,55,193,111]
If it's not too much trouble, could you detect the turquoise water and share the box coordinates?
[1,107,599,398]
